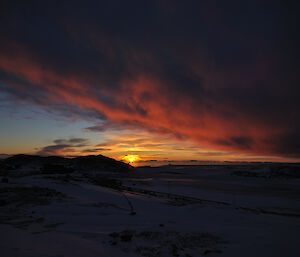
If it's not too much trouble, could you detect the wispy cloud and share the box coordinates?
[36,138,89,156]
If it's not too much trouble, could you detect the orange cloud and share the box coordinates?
[0,4,299,163]
[0,48,295,159]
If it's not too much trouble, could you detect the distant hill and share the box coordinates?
[0,154,133,176]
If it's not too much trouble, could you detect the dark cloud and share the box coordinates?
[84,125,109,133]
[216,137,254,151]
[0,1,299,158]
[37,144,74,156]
[81,148,111,153]
[53,138,89,147]
[52,138,89,147]
[36,138,89,155]
[83,122,126,132]
[95,142,118,148]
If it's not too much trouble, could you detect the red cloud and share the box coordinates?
[0,48,292,158]
[0,2,299,160]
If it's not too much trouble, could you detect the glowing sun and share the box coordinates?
[123,155,140,164]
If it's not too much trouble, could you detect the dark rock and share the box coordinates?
[109,232,119,238]
[120,231,134,242]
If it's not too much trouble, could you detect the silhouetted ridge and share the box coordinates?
[74,155,132,172]
[1,154,132,176]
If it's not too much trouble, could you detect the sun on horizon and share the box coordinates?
[122,155,140,164]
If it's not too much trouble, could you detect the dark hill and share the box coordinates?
[1,154,133,176]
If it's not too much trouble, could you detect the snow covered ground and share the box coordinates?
[0,165,300,257]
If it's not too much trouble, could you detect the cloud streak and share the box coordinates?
[0,1,299,159]
[36,138,89,156]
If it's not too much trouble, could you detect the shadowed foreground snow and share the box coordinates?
[1,165,300,257]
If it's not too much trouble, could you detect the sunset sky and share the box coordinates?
[0,1,299,165]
